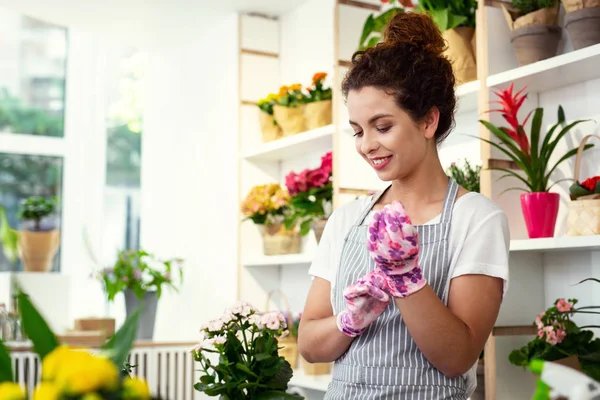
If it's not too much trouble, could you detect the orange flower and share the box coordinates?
[278,85,289,95]
[289,83,302,91]
[312,72,327,84]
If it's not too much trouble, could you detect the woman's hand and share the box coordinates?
[367,201,427,298]
[337,269,391,337]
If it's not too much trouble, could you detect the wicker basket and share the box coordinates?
[260,223,301,256]
[265,290,298,369]
[567,134,600,236]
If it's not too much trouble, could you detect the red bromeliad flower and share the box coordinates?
[487,83,532,157]
[581,176,600,192]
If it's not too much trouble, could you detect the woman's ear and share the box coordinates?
[422,107,440,140]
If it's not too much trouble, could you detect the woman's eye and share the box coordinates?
[376,126,391,133]
[353,131,363,137]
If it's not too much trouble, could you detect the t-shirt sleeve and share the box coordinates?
[450,209,511,296]
[307,210,339,283]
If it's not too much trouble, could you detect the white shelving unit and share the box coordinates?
[510,235,600,252]
[243,254,313,268]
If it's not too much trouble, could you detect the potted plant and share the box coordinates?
[500,0,561,66]
[272,84,308,137]
[284,151,333,243]
[99,249,184,340]
[446,158,481,193]
[16,196,60,272]
[304,72,333,130]
[509,290,600,381]
[415,0,479,85]
[357,0,412,51]
[478,83,593,238]
[562,0,600,50]
[0,290,154,399]
[192,300,303,399]
[257,93,282,143]
[240,183,300,255]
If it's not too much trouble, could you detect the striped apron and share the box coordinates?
[325,178,469,399]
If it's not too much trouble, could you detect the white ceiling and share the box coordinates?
[0,0,309,48]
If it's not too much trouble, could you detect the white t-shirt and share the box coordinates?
[308,191,511,299]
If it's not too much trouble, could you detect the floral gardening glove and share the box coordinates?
[336,269,391,337]
[367,201,426,298]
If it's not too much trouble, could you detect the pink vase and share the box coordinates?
[520,192,560,238]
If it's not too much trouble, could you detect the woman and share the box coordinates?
[298,11,510,399]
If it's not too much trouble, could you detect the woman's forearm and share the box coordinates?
[394,285,480,378]
[298,315,354,363]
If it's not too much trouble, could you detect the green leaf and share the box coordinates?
[557,105,566,124]
[475,122,532,171]
[200,374,215,385]
[101,307,140,367]
[255,352,271,362]
[543,119,589,161]
[358,14,375,49]
[236,362,258,378]
[494,168,535,192]
[529,108,543,172]
[576,278,600,285]
[0,340,14,383]
[18,291,59,360]
[300,219,312,236]
[569,182,592,198]
[545,144,594,186]
[469,132,530,176]
[0,205,19,264]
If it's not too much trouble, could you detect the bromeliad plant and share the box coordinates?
[478,83,594,193]
[284,151,333,236]
[0,290,152,399]
[446,159,481,193]
[508,278,600,381]
[99,249,184,302]
[192,300,303,400]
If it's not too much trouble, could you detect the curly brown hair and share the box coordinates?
[342,11,457,144]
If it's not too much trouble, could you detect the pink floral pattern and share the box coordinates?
[367,201,426,298]
[336,269,391,337]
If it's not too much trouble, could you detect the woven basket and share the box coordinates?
[567,134,600,236]
[304,100,332,130]
[259,111,282,142]
[261,223,301,256]
[265,290,298,369]
[273,104,306,137]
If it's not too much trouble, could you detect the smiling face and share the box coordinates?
[347,86,439,182]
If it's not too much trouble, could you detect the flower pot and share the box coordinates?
[520,192,559,238]
[258,111,282,142]
[18,229,60,272]
[564,6,600,50]
[259,223,301,256]
[124,289,158,340]
[312,218,328,244]
[510,24,562,66]
[273,104,306,136]
[304,100,332,130]
[443,27,477,85]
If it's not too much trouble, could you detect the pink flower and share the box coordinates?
[133,269,142,280]
[320,151,332,176]
[537,329,544,339]
[285,170,309,196]
[555,328,567,344]
[535,312,545,329]
[543,325,559,345]
[308,168,329,188]
[556,299,572,313]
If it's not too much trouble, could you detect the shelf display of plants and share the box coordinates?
[561,0,600,50]
[284,151,333,243]
[257,93,283,142]
[500,0,561,66]
[478,83,593,238]
[241,183,301,256]
[304,73,332,131]
[273,83,308,137]
[357,0,478,85]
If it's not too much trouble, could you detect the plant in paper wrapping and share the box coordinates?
[304,73,333,130]
[509,278,600,381]
[0,290,154,399]
[256,93,282,142]
[284,152,333,236]
[446,159,481,193]
[192,300,303,400]
[276,84,307,109]
[569,175,600,199]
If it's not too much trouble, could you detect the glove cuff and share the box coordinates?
[336,311,363,337]
[381,268,427,298]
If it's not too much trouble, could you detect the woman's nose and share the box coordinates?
[360,131,379,154]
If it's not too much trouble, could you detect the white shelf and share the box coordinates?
[289,370,332,392]
[510,235,600,252]
[487,43,600,92]
[241,124,334,162]
[456,80,480,112]
[243,253,313,267]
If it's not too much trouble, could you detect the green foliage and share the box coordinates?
[358,7,404,51]
[17,196,59,231]
[277,85,307,108]
[569,176,600,199]
[18,291,59,360]
[446,159,481,193]
[100,249,184,302]
[0,340,13,383]
[511,0,557,15]
[0,87,64,137]
[416,0,478,31]
[102,308,141,368]
[0,205,19,263]
[284,183,332,236]
[306,73,332,103]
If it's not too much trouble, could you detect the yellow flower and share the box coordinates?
[123,377,151,399]
[41,345,70,381]
[0,382,26,400]
[33,382,60,400]
[278,85,289,95]
[81,393,104,400]
[289,83,302,91]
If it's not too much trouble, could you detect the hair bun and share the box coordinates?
[383,11,446,56]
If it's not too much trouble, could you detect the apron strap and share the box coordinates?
[355,185,391,226]
[439,177,459,225]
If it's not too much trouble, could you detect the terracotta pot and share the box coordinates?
[18,229,60,272]
[565,6,600,50]
[511,24,562,66]
[520,192,559,238]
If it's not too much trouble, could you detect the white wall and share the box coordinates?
[139,13,240,341]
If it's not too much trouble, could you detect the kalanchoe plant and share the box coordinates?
[193,300,303,400]
[446,159,481,193]
[17,196,59,231]
[99,249,184,301]
[478,83,594,193]
[569,175,600,199]
[306,72,332,103]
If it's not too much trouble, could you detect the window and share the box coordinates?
[0,11,67,137]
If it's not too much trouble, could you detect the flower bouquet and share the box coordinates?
[0,290,153,399]
[273,84,308,136]
[257,93,282,142]
[192,300,303,400]
[241,183,300,255]
[478,83,593,238]
[446,158,481,193]
[303,72,332,130]
[284,151,333,242]
[508,290,600,381]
